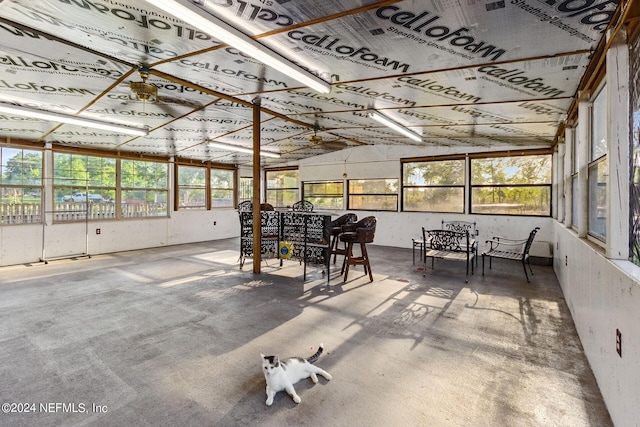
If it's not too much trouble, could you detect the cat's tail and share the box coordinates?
[306,343,324,364]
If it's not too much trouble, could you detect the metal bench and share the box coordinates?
[482,227,540,282]
[422,228,475,282]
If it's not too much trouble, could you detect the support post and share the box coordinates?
[252,99,262,274]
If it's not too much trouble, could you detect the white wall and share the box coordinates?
[0,209,239,266]
[554,222,640,426]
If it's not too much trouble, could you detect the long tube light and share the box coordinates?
[368,109,422,142]
[209,141,280,158]
[0,102,149,137]
[143,0,331,94]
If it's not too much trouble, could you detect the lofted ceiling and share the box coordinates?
[0,0,626,166]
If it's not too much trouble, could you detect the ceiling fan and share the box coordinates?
[308,122,348,150]
[130,65,158,103]
[308,122,323,144]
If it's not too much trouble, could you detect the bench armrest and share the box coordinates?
[485,239,525,251]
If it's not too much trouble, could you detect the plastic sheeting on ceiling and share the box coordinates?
[0,0,617,165]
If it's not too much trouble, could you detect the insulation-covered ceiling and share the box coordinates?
[0,0,620,166]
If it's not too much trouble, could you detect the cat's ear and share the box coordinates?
[260,353,265,360]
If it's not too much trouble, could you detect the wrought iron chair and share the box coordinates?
[237,200,252,212]
[339,216,377,282]
[292,200,314,212]
[482,227,540,282]
[442,220,478,267]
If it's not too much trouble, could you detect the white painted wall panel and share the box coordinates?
[554,222,640,427]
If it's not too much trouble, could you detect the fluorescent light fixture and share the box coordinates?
[209,141,281,158]
[143,0,331,94]
[0,102,149,136]
[368,109,422,142]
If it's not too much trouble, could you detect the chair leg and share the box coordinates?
[522,259,530,282]
[331,234,339,264]
[361,242,373,282]
[342,242,353,278]
[482,254,486,275]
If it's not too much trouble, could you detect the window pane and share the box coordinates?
[472,186,550,215]
[572,175,578,227]
[178,188,206,209]
[403,160,464,185]
[1,148,43,224]
[178,165,205,186]
[122,159,168,189]
[572,122,579,174]
[303,181,343,210]
[349,195,398,211]
[1,148,42,185]
[239,177,252,203]
[348,179,398,211]
[211,168,234,208]
[266,169,298,207]
[177,165,206,209]
[588,158,607,239]
[266,169,298,188]
[121,160,168,217]
[591,85,607,160]
[472,155,551,185]
[53,153,116,221]
[122,190,168,217]
[266,189,298,207]
[349,179,398,194]
[403,187,464,213]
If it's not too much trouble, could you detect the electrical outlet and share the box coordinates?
[616,329,622,357]
[475,229,479,236]
[96,228,101,235]
[565,255,567,266]
[213,221,217,226]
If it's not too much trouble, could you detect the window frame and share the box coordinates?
[53,151,117,222]
[120,158,169,218]
[0,145,43,225]
[401,156,466,213]
[469,151,553,217]
[265,167,299,208]
[588,82,607,241]
[210,166,235,209]
[347,178,398,211]
[302,180,344,210]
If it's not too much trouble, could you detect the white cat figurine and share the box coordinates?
[261,343,332,406]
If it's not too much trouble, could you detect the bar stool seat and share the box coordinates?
[339,216,377,282]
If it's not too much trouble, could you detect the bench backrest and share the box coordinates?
[423,228,470,253]
[292,200,314,212]
[442,220,476,236]
[523,227,540,257]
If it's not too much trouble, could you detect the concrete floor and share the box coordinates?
[0,238,612,427]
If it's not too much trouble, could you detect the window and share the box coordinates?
[266,168,298,208]
[348,179,398,211]
[402,159,465,213]
[303,181,343,210]
[588,84,607,240]
[0,147,42,225]
[177,165,206,209]
[471,154,552,216]
[239,176,253,204]
[54,152,116,221]
[121,159,168,217]
[211,168,234,208]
